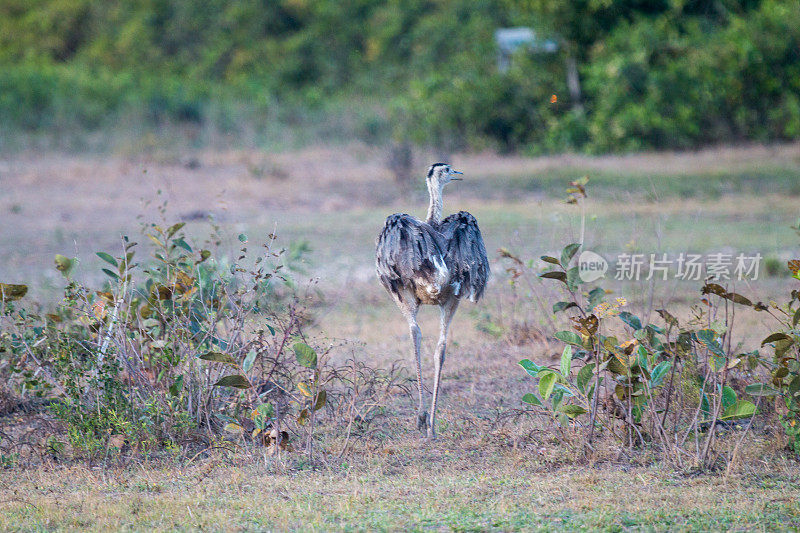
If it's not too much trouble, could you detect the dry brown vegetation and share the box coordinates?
[1,142,800,530]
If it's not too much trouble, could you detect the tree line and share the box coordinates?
[0,0,797,152]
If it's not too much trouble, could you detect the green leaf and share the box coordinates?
[701,392,710,418]
[696,329,726,358]
[761,333,793,346]
[745,383,779,397]
[522,393,543,407]
[656,309,679,327]
[553,301,579,313]
[173,238,192,253]
[238,233,248,243]
[256,403,274,419]
[313,390,327,411]
[721,400,757,420]
[199,352,238,365]
[539,372,557,401]
[519,359,541,377]
[561,243,581,267]
[253,403,274,430]
[606,356,628,375]
[242,349,257,373]
[709,355,727,373]
[541,255,560,265]
[587,288,606,311]
[96,252,118,267]
[0,284,28,302]
[551,389,564,412]
[169,375,183,397]
[775,338,795,358]
[587,382,597,403]
[649,361,671,389]
[554,330,583,346]
[726,292,753,307]
[167,222,186,238]
[636,345,650,374]
[619,311,642,330]
[566,266,580,291]
[576,363,595,394]
[540,271,567,282]
[553,383,574,397]
[101,268,120,281]
[558,404,588,418]
[213,375,251,389]
[789,376,800,397]
[293,342,317,368]
[721,385,737,410]
[793,308,800,327]
[560,345,572,377]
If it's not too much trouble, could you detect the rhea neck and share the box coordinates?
[426,179,445,225]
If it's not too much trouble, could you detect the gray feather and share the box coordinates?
[376,211,489,302]
[438,211,490,301]
[376,214,447,295]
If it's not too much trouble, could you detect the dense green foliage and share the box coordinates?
[1,0,798,151]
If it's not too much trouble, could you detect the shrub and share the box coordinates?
[506,179,794,469]
[583,1,800,151]
[745,255,800,455]
[0,214,398,460]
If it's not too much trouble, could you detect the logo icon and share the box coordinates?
[578,250,608,282]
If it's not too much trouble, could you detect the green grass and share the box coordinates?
[1,459,798,531]
[472,167,800,201]
[274,192,799,291]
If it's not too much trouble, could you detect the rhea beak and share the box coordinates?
[450,170,463,181]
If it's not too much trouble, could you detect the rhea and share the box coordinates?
[376,163,489,439]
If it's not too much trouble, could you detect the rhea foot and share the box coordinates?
[425,427,437,441]
[417,410,429,433]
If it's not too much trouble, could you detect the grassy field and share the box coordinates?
[1,457,799,531]
[1,142,799,530]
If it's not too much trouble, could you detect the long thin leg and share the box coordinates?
[410,316,427,432]
[393,292,427,432]
[428,298,459,439]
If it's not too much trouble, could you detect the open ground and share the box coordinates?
[1,143,799,530]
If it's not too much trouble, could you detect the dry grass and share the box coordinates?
[2,142,800,530]
[0,449,798,531]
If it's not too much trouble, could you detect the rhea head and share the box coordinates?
[426,163,463,188]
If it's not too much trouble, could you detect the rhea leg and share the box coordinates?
[393,292,427,432]
[428,297,459,439]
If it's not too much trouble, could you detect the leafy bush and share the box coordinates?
[0,215,398,460]
[507,179,799,469]
[519,243,764,467]
[584,1,800,151]
[745,256,800,454]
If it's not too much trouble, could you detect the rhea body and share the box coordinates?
[375,164,489,439]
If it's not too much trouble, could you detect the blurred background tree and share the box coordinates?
[0,0,797,153]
